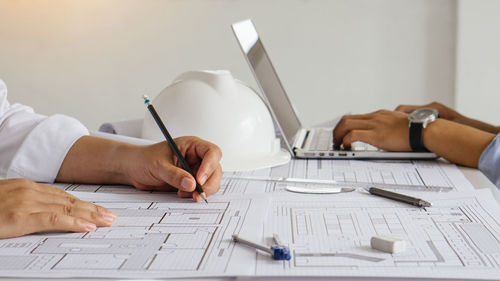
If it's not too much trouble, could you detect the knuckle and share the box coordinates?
[67,197,77,205]
[184,136,199,143]
[89,211,100,221]
[95,204,106,214]
[62,204,72,216]
[48,213,61,226]
[6,210,24,224]
[215,146,223,158]
[337,117,347,128]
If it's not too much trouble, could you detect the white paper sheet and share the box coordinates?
[3,159,499,280]
[0,192,269,278]
[52,159,473,197]
[221,159,474,195]
[256,189,500,279]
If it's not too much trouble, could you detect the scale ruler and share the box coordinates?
[223,175,453,192]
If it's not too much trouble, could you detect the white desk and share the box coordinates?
[459,165,500,203]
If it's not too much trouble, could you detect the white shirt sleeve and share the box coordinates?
[478,133,500,189]
[0,79,89,182]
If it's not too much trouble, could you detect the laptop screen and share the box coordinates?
[232,19,302,152]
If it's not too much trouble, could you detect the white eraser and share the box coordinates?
[370,235,406,253]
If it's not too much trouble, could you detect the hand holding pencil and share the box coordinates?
[136,95,223,202]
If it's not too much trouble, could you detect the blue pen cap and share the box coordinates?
[271,245,291,260]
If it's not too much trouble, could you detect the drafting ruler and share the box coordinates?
[223,175,453,192]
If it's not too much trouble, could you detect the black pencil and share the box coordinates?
[368,187,431,207]
[143,95,208,203]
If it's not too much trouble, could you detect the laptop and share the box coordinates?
[231,19,437,160]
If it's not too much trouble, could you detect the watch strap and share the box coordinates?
[409,123,429,152]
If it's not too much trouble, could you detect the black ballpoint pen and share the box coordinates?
[368,187,431,207]
[143,95,208,203]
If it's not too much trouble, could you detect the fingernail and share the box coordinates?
[81,222,96,231]
[193,193,200,202]
[102,213,116,223]
[199,174,208,185]
[181,177,194,190]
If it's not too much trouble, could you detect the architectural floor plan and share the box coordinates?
[222,159,473,195]
[257,191,500,279]
[53,160,472,197]
[0,193,267,278]
[2,159,499,279]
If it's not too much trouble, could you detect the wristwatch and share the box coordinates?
[408,108,439,152]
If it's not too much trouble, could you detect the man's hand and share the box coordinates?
[0,179,116,239]
[122,136,223,202]
[333,110,411,151]
[57,136,223,202]
[395,101,500,134]
[395,102,464,123]
[333,109,496,168]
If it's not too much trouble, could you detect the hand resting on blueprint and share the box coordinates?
[56,136,223,202]
[0,136,221,239]
[0,178,116,238]
[333,106,496,168]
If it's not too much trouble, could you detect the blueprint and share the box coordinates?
[52,159,473,197]
[52,182,152,194]
[0,192,268,278]
[2,159,499,279]
[222,159,474,195]
[256,189,500,279]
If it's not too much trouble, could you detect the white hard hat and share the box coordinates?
[141,70,291,171]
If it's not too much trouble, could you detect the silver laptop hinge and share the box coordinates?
[293,128,309,150]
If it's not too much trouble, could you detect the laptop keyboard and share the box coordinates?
[309,129,333,151]
[308,129,380,152]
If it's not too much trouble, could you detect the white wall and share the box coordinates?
[456,0,500,125]
[0,0,456,130]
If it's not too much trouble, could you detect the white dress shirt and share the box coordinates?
[0,79,88,182]
[479,133,500,188]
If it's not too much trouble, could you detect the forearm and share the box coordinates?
[56,136,134,184]
[458,116,500,134]
[423,119,496,168]
[55,136,223,199]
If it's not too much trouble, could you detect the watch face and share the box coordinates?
[409,108,439,123]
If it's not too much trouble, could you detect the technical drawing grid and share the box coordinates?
[221,159,473,195]
[0,198,260,278]
[257,195,500,278]
[53,160,472,196]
